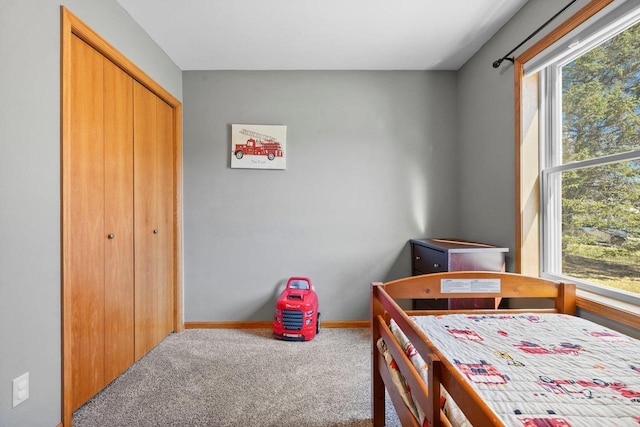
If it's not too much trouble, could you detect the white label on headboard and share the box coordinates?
[441,279,501,293]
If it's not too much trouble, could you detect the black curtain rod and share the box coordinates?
[492,0,578,68]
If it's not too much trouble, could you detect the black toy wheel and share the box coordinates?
[316,312,321,334]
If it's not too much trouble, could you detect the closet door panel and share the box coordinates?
[103,59,135,383]
[157,99,174,339]
[68,35,105,409]
[134,81,160,360]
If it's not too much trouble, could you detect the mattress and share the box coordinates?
[399,313,640,426]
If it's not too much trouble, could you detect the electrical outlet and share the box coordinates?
[12,372,29,408]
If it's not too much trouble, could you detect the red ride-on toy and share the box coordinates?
[273,277,320,341]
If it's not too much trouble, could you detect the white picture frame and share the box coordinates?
[231,124,287,170]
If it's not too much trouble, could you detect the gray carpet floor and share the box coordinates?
[73,328,401,426]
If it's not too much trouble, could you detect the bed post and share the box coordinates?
[427,354,442,427]
[556,282,577,315]
[371,282,385,426]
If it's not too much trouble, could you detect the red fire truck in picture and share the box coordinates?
[447,328,483,341]
[514,341,552,355]
[513,341,583,355]
[234,128,283,161]
[273,277,320,341]
[588,330,630,342]
[519,417,570,427]
[454,359,509,384]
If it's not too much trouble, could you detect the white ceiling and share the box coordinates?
[116,0,529,71]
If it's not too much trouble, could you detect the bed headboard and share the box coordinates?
[372,271,576,316]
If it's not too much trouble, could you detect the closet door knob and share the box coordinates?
[415,256,421,260]
[107,233,115,240]
[153,229,159,234]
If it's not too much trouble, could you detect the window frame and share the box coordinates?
[540,154,640,304]
[515,0,640,316]
[540,4,640,304]
[515,0,616,276]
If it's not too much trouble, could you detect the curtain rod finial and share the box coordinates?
[492,57,515,68]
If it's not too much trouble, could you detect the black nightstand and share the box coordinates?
[410,238,508,309]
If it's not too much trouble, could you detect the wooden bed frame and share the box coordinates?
[371,271,577,427]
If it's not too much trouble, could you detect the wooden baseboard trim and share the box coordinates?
[185,321,271,329]
[322,320,370,328]
[184,320,370,329]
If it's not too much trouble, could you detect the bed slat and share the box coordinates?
[377,316,431,417]
[377,351,421,427]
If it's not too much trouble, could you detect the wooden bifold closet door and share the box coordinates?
[67,34,135,407]
[62,9,182,425]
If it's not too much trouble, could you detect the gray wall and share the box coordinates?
[456,0,591,269]
[183,71,458,322]
[0,1,181,426]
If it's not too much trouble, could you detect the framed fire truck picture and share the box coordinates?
[231,124,287,170]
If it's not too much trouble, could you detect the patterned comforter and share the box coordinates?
[381,313,640,426]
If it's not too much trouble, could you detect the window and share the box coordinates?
[534,3,640,303]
